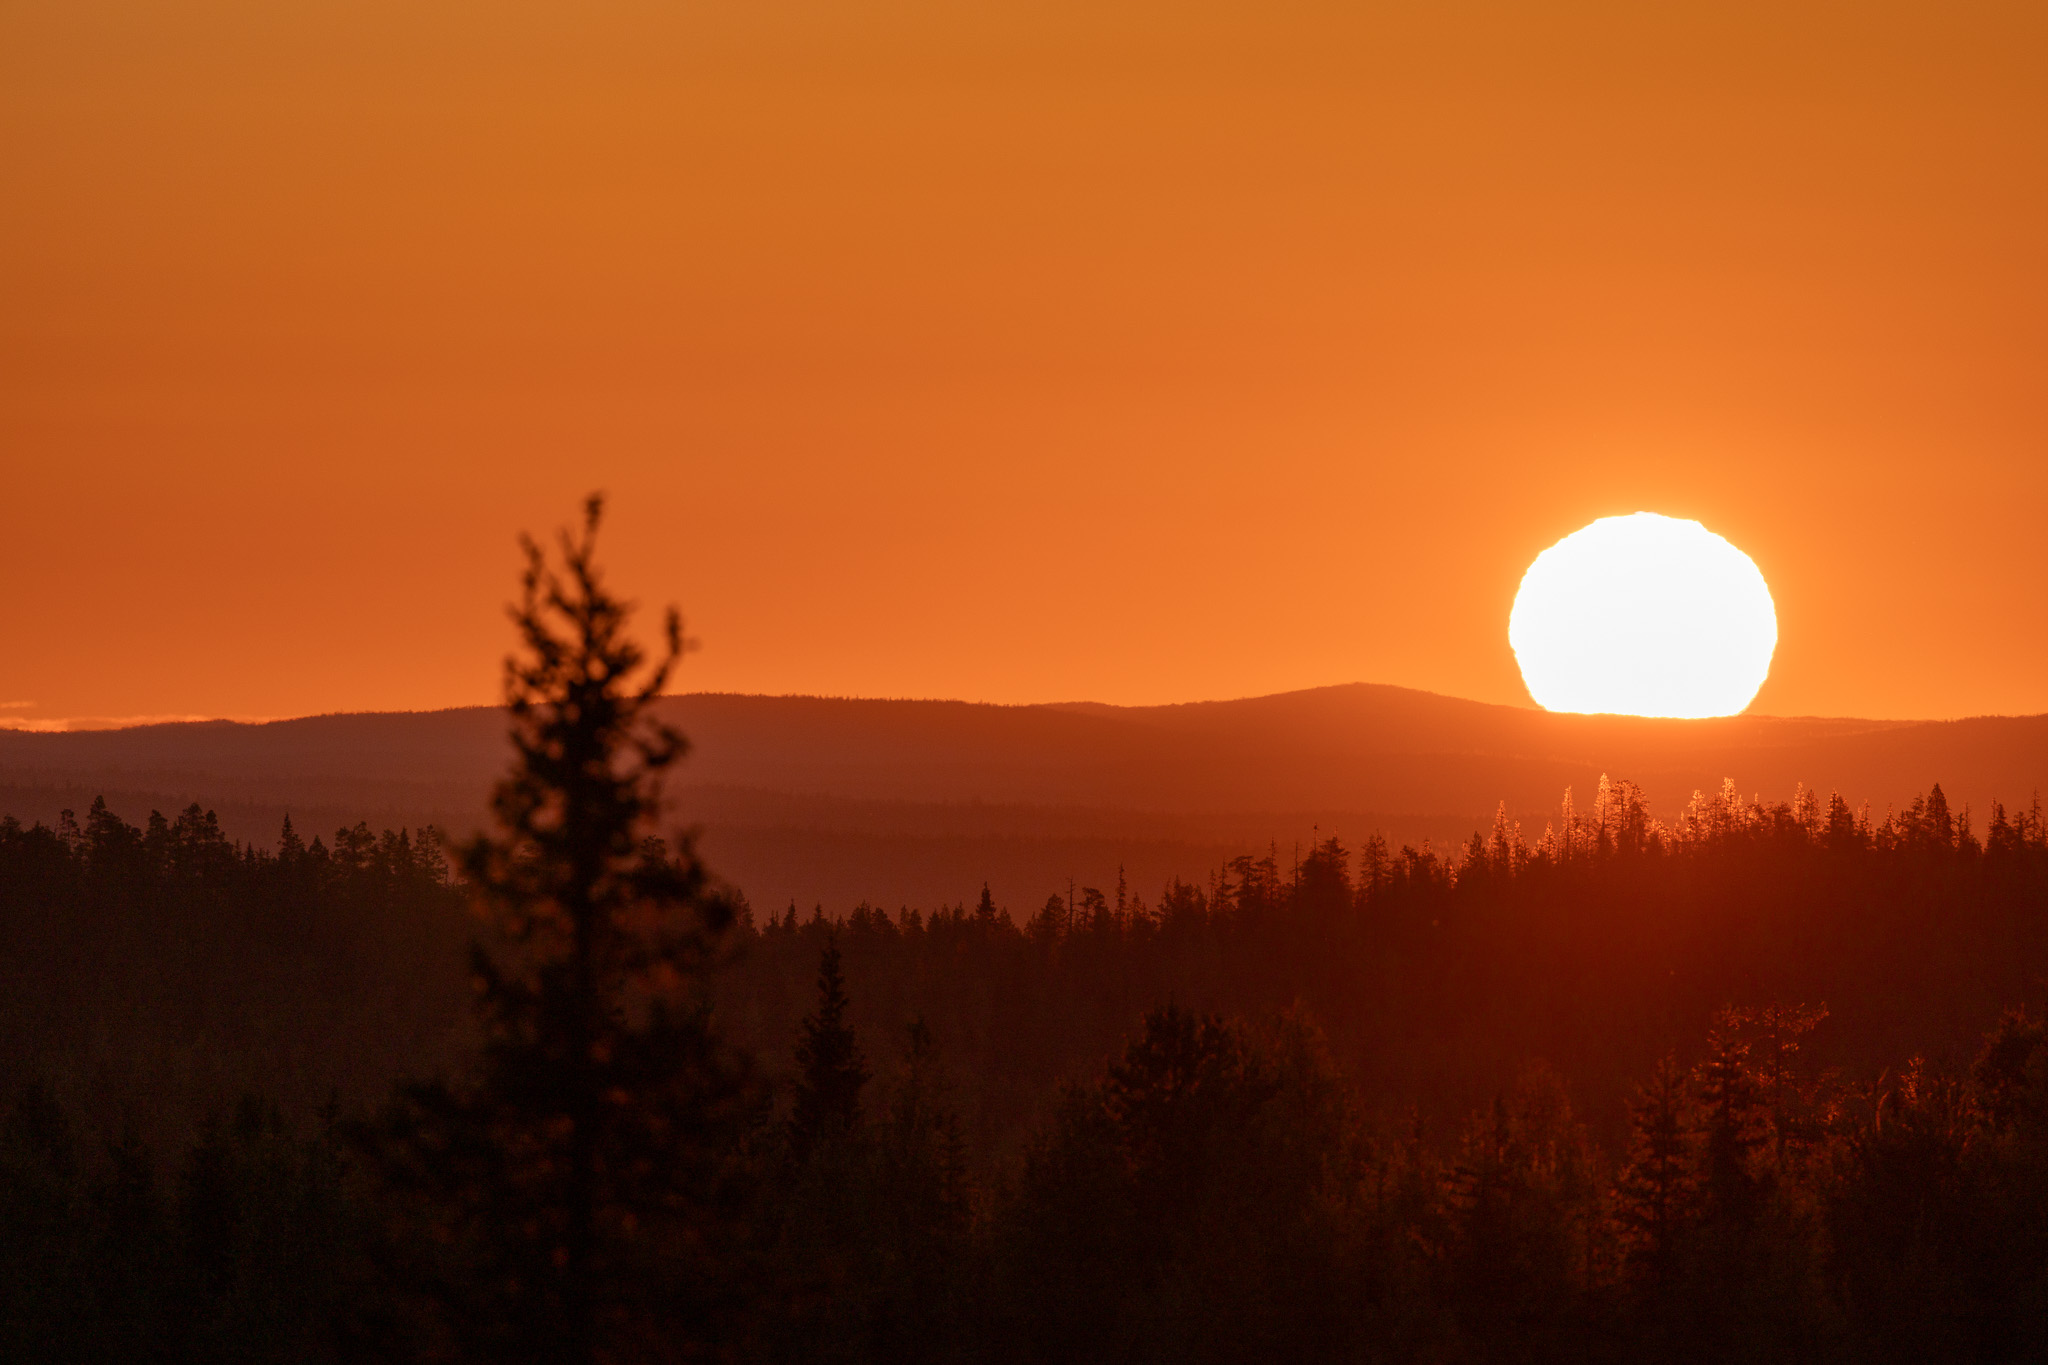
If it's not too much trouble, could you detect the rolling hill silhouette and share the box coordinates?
[4,683,2044,912]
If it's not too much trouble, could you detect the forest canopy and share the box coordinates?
[5,771,2048,1360]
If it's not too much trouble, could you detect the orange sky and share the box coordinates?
[4,0,2046,727]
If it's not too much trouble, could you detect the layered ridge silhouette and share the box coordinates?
[4,683,2044,910]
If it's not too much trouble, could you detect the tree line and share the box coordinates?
[0,798,469,1153]
[723,773,2048,1158]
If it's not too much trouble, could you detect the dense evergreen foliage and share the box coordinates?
[0,798,467,1149]
[7,776,2048,1361]
[354,499,758,1364]
[726,777,2048,1156]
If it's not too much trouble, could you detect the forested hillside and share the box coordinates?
[728,775,2048,1152]
[7,684,2048,911]
[7,773,2048,1361]
[6,772,2045,1155]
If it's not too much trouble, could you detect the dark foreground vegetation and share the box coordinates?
[6,506,2048,1363]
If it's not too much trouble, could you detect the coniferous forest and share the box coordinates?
[7,514,2048,1362]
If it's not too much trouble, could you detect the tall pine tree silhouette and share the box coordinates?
[787,937,869,1165]
[362,496,754,1365]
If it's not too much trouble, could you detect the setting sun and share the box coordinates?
[1509,512,1777,719]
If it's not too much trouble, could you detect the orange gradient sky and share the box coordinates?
[4,0,2046,727]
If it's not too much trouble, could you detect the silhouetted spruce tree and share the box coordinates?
[1000,1007,1365,1365]
[1696,1012,1768,1234]
[879,1019,968,1232]
[868,1018,973,1363]
[1617,1055,1697,1285]
[758,938,875,1364]
[1446,1071,1603,1352]
[1973,1007,2048,1137]
[360,497,754,1365]
[787,937,868,1166]
[1829,1060,1985,1364]
[1735,1002,1828,1172]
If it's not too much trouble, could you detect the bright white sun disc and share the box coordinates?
[1509,513,1777,718]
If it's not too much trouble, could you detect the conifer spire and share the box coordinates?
[789,935,869,1164]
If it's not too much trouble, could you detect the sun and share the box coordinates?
[1509,513,1777,719]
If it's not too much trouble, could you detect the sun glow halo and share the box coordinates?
[1509,513,1777,719]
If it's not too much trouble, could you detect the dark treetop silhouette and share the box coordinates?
[358,497,755,1364]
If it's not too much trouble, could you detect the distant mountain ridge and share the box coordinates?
[3,684,2044,912]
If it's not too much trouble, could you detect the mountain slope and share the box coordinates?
[4,684,2044,911]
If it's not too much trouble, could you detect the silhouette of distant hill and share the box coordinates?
[4,684,2046,911]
